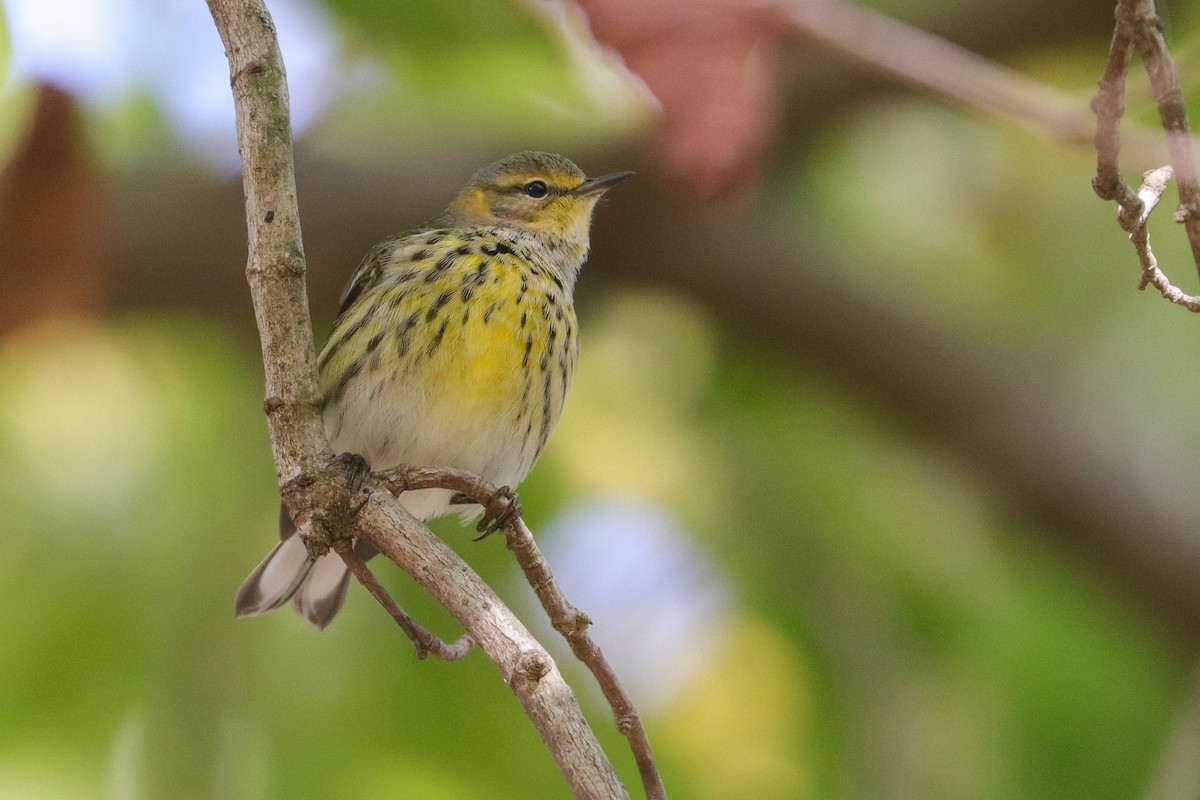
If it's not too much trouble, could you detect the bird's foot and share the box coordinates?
[473,485,523,540]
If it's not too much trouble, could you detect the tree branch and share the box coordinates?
[334,540,474,661]
[205,0,330,487]
[349,485,630,800]
[376,465,668,800]
[780,0,1099,146]
[775,0,1200,310]
[206,1,629,796]
[506,519,666,800]
[1091,0,1200,309]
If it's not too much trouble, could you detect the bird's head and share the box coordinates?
[440,152,632,250]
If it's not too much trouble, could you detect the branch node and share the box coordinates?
[515,650,553,683]
[232,59,268,87]
[568,610,594,637]
[1176,202,1200,223]
[1093,0,1200,309]
[248,250,306,278]
[615,714,640,736]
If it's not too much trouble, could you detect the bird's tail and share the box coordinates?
[234,503,367,629]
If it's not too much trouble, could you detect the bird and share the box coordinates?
[235,151,632,628]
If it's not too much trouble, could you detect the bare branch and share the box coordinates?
[206,1,629,796]
[350,490,630,799]
[1123,167,1200,310]
[1090,0,1200,309]
[206,0,329,485]
[780,0,1102,146]
[1120,0,1200,268]
[506,519,667,800]
[1092,17,1140,211]
[378,465,668,800]
[776,0,1200,310]
[334,540,474,661]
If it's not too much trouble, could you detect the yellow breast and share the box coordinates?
[317,229,578,484]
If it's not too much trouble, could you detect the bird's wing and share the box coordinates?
[335,238,398,318]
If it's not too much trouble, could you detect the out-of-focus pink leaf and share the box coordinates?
[578,0,780,198]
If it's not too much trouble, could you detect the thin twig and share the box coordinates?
[375,464,525,538]
[334,539,474,661]
[506,519,668,800]
[1122,166,1200,309]
[779,0,1200,311]
[1092,12,1140,213]
[378,465,668,800]
[1089,0,1200,310]
[779,0,1108,148]
[1119,0,1200,269]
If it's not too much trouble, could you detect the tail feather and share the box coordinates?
[236,512,379,628]
[235,534,315,618]
[292,553,351,629]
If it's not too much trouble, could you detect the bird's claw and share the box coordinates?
[330,451,373,517]
[331,451,372,491]
[473,486,523,540]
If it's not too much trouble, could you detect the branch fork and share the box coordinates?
[1092,0,1200,311]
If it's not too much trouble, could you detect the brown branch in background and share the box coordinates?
[1141,663,1200,800]
[1091,0,1200,309]
[578,0,1122,196]
[775,0,1200,310]
[779,0,1101,150]
[378,465,668,800]
[206,1,630,796]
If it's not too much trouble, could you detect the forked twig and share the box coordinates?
[504,518,667,800]
[778,0,1200,310]
[1092,0,1200,310]
[334,539,474,661]
[378,465,668,800]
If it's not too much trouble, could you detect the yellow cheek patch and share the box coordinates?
[464,187,492,217]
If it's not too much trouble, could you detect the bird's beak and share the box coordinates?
[572,171,635,197]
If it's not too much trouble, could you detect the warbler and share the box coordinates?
[235,152,632,628]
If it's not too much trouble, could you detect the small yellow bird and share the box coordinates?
[235,152,632,627]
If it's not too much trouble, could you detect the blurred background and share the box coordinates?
[4,0,1200,798]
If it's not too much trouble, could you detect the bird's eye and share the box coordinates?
[523,180,548,198]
